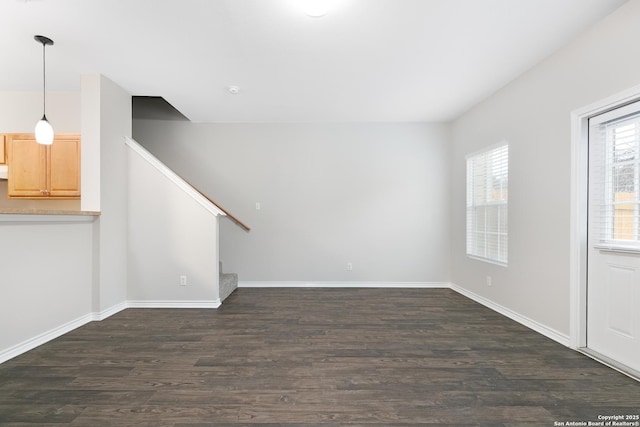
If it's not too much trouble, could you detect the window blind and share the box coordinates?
[466,144,509,264]
[589,100,640,247]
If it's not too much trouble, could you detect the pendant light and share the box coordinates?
[302,0,329,17]
[34,35,54,145]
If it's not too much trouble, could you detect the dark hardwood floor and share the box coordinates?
[1,288,639,426]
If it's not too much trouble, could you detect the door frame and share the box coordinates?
[570,83,640,351]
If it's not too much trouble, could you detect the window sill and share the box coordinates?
[467,254,508,267]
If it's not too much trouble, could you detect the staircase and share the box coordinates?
[219,262,238,302]
[125,138,248,307]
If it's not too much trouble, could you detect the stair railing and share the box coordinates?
[125,137,250,232]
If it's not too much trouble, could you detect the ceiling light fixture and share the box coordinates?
[228,85,240,94]
[34,35,54,145]
[302,0,328,17]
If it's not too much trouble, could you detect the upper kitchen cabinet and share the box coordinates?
[6,133,81,199]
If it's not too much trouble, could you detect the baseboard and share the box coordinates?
[239,281,449,288]
[91,301,128,321]
[126,300,222,309]
[449,282,571,347]
[0,313,94,364]
[0,299,221,364]
[2,286,570,365]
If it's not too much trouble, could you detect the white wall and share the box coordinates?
[0,219,94,361]
[127,141,220,304]
[450,0,640,338]
[81,75,131,314]
[0,91,81,210]
[133,121,450,284]
[0,91,79,132]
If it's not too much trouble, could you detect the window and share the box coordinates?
[466,143,509,265]
[589,100,640,248]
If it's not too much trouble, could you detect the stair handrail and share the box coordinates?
[125,137,250,232]
[181,181,251,232]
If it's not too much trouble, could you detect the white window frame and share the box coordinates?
[466,143,509,266]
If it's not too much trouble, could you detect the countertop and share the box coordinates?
[0,208,100,216]
[0,209,100,222]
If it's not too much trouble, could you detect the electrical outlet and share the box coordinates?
[180,275,188,286]
[255,202,261,210]
[346,262,353,271]
[486,275,492,287]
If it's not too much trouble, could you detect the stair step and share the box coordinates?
[219,265,238,302]
[220,273,238,302]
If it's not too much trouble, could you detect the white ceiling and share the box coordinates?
[0,0,629,123]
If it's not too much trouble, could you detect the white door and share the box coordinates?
[587,100,640,375]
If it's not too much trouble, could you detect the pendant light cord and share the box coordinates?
[42,40,46,118]
[34,35,53,120]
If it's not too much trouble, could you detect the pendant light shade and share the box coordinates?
[35,115,54,145]
[34,35,54,145]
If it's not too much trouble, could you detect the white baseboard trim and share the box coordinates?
[0,299,222,364]
[0,313,94,364]
[239,281,449,288]
[126,300,222,309]
[91,301,128,321]
[2,285,570,365]
[449,282,571,347]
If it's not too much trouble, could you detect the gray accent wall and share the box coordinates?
[133,122,450,284]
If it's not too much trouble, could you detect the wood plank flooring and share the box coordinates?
[1,288,639,426]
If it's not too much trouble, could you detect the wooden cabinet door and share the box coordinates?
[7,134,48,197]
[6,133,81,198]
[0,134,6,165]
[49,136,81,197]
